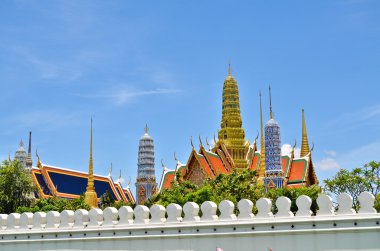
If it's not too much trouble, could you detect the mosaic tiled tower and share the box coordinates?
[218,65,248,169]
[135,125,157,204]
[264,87,284,189]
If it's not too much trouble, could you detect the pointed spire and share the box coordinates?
[26,131,33,168]
[145,124,149,134]
[259,92,266,178]
[19,139,24,148]
[269,85,273,119]
[228,63,232,76]
[85,117,98,208]
[300,109,310,157]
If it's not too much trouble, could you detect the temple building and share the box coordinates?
[12,127,135,205]
[159,67,318,191]
[135,125,157,205]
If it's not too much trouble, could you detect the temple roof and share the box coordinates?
[32,163,134,204]
[158,142,318,190]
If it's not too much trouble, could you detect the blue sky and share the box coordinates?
[0,1,379,194]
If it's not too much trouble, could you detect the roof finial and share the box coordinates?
[145,124,149,134]
[108,162,113,177]
[259,91,266,178]
[300,109,310,157]
[228,62,232,76]
[190,136,194,149]
[206,137,212,150]
[161,159,165,168]
[174,152,178,162]
[198,134,203,148]
[127,176,131,187]
[291,139,297,159]
[19,139,24,147]
[85,117,98,208]
[269,85,273,119]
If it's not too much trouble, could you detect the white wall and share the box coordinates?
[0,192,379,251]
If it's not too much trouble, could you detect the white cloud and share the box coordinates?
[327,104,380,130]
[12,47,84,82]
[281,144,300,158]
[315,158,341,171]
[81,87,182,105]
[324,150,337,157]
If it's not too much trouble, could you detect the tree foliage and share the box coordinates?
[0,160,36,214]
[16,195,91,213]
[99,190,115,209]
[148,169,321,214]
[324,161,380,211]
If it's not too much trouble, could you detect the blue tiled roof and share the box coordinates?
[47,171,118,200]
[34,172,51,195]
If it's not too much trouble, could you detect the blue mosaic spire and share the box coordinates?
[135,125,157,204]
[264,86,284,190]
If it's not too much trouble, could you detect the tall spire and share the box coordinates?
[264,86,283,190]
[300,109,310,157]
[259,91,266,178]
[26,131,33,169]
[85,118,98,208]
[228,63,232,76]
[269,85,273,119]
[145,124,149,134]
[218,66,248,168]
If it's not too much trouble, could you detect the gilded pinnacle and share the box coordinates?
[85,118,98,208]
[300,109,310,157]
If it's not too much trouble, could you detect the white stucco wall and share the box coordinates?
[0,192,379,251]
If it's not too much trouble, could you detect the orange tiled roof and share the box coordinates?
[287,159,308,184]
[159,170,176,192]
[204,150,229,175]
[249,153,260,171]
[195,152,214,177]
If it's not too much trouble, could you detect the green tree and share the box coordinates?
[0,160,36,214]
[149,169,322,215]
[324,161,380,211]
[266,185,321,214]
[16,195,90,213]
[99,190,115,209]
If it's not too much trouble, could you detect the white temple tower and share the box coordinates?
[135,125,157,204]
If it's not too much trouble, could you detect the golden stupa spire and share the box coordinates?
[269,85,273,119]
[300,109,310,157]
[218,64,248,168]
[85,118,98,208]
[259,91,266,178]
